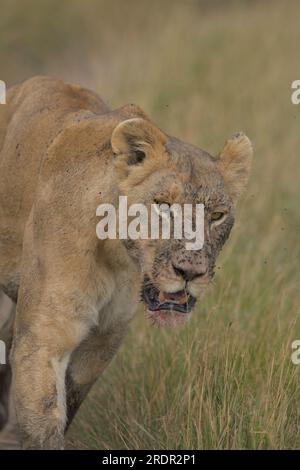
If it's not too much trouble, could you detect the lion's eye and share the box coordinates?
[211,212,223,220]
[211,211,226,225]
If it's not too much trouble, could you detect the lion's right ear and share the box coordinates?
[111,118,167,165]
[217,132,253,203]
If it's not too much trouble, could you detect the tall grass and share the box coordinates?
[1,0,300,449]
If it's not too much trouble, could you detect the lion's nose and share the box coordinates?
[172,261,208,282]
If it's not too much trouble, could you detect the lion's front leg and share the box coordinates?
[11,293,90,450]
[12,340,68,449]
[65,324,128,430]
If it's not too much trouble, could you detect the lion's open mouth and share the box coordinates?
[141,276,196,326]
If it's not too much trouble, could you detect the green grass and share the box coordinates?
[2,0,300,449]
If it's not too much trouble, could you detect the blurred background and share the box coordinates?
[1,0,300,449]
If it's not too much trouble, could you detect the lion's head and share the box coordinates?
[111,117,252,326]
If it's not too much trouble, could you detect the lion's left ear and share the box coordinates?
[111,118,167,165]
[217,132,253,203]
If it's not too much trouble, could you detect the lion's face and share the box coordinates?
[111,118,252,326]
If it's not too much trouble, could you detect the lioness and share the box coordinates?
[0,76,252,449]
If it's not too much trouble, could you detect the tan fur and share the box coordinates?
[217,132,253,201]
[0,76,252,449]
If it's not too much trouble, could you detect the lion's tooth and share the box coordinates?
[178,292,188,304]
[162,291,189,304]
[159,292,166,304]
